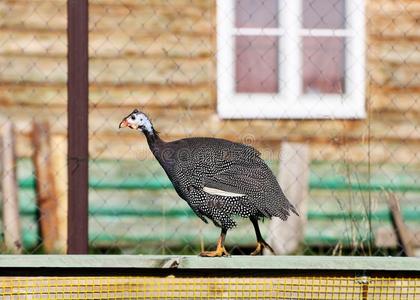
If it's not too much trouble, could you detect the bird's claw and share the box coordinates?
[251,241,275,255]
[199,246,230,257]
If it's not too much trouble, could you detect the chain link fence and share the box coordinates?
[0,0,419,256]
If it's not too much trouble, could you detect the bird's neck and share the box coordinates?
[142,127,164,152]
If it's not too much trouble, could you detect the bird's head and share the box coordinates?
[119,109,153,133]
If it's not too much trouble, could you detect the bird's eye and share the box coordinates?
[131,115,136,120]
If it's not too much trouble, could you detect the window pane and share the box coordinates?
[235,36,279,93]
[303,0,345,29]
[235,0,278,28]
[302,37,345,94]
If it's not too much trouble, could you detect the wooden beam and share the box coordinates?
[388,193,415,257]
[67,0,89,254]
[32,121,58,253]
[267,142,310,255]
[51,135,67,254]
[0,121,22,253]
[0,255,418,272]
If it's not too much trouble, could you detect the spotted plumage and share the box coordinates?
[119,109,298,256]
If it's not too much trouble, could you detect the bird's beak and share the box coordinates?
[119,119,128,129]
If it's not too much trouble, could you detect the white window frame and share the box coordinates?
[217,0,366,119]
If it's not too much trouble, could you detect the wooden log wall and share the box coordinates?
[0,0,418,165]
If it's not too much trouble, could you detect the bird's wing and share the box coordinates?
[203,161,269,197]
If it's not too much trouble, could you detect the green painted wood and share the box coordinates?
[17,158,420,192]
[18,175,420,192]
[0,255,418,271]
[18,214,382,250]
[307,209,420,222]
[12,198,420,222]
[19,175,420,192]
[10,159,420,251]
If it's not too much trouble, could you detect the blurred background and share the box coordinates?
[0,0,419,256]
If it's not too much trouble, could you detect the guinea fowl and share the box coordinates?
[119,109,298,256]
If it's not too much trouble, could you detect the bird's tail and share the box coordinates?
[290,203,299,216]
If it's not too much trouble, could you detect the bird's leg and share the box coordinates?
[250,216,276,255]
[199,228,229,257]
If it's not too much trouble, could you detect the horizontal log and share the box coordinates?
[89,31,214,58]
[369,87,420,113]
[9,130,420,165]
[367,9,420,38]
[368,41,420,65]
[367,0,420,17]
[0,56,212,85]
[0,1,66,30]
[89,3,214,35]
[0,29,213,58]
[368,60,420,88]
[1,105,419,162]
[0,83,213,108]
[5,0,211,6]
[0,30,66,56]
[89,0,212,7]
[2,106,420,142]
[95,108,420,142]
[1,0,214,34]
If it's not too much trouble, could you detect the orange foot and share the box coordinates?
[251,241,275,255]
[199,245,229,257]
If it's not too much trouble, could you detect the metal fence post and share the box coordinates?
[67,0,89,254]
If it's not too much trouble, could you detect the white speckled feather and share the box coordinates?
[203,186,245,197]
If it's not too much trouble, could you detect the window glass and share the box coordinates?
[303,0,346,29]
[302,37,345,94]
[235,0,278,28]
[235,36,279,93]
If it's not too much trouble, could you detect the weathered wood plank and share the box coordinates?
[0,30,213,58]
[0,120,22,253]
[50,134,67,253]
[89,57,212,85]
[367,0,420,17]
[0,30,66,56]
[89,0,213,7]
[388,193,415,256]
[31,121,58,253]
[87,108,420,142]
[0,254,418,271]
[2,106,420,162]
[0,83,212,108]
[0,1,66,30]
[368,60,420,88]
[367,0,420,38]
[368,41,420,65]
[89,4,214,34]
[268,143,309,255]
[370,88,420,113]
[89,31,214,58]
[9,128,420,164]
[0,56,212,85]
[0,0,214,34]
